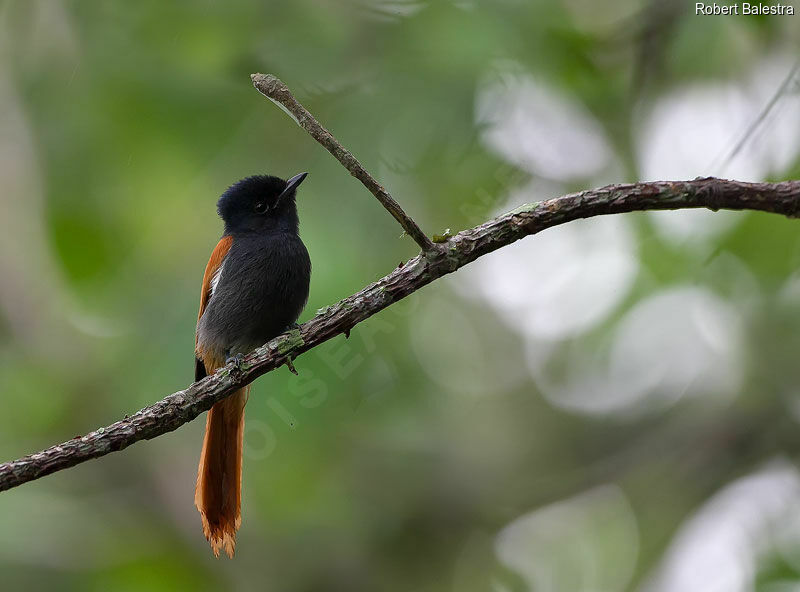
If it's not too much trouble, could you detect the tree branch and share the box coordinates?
[250,73,436,253]
[2,177,799,492]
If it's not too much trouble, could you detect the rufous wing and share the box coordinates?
[195,235,233,380]
[198,235,233,322]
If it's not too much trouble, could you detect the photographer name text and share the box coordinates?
[696,2,794,14]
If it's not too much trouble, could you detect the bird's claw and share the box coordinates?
[225,353,246,374]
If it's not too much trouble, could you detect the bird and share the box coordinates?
[194,172,311,558]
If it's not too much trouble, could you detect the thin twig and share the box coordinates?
[710,59,800,175]
[250,73,436,253]
[1,177,799,492]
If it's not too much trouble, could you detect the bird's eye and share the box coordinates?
[253,201,268,214]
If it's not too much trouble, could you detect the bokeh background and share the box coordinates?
[1,1,800,590]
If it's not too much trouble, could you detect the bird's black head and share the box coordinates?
[217,172,307,236]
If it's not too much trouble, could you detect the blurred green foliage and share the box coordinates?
[1,1,800,591]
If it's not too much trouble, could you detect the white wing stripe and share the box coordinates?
[210,260,225,296]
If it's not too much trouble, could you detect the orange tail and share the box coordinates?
[195,387,248,558]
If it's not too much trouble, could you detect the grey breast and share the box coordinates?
[197,233,310,359]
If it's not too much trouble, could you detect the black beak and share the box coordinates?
[277,172,308,203]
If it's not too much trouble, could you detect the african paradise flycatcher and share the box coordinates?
[194,173,311,557]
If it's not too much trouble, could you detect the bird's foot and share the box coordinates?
[286,322,302,332]
[225,353,246,374]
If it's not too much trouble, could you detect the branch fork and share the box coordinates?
[250,73,436,253]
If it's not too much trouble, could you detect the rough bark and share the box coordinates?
[1,177,799,492]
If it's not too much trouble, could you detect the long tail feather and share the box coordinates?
[195,387,248,558]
